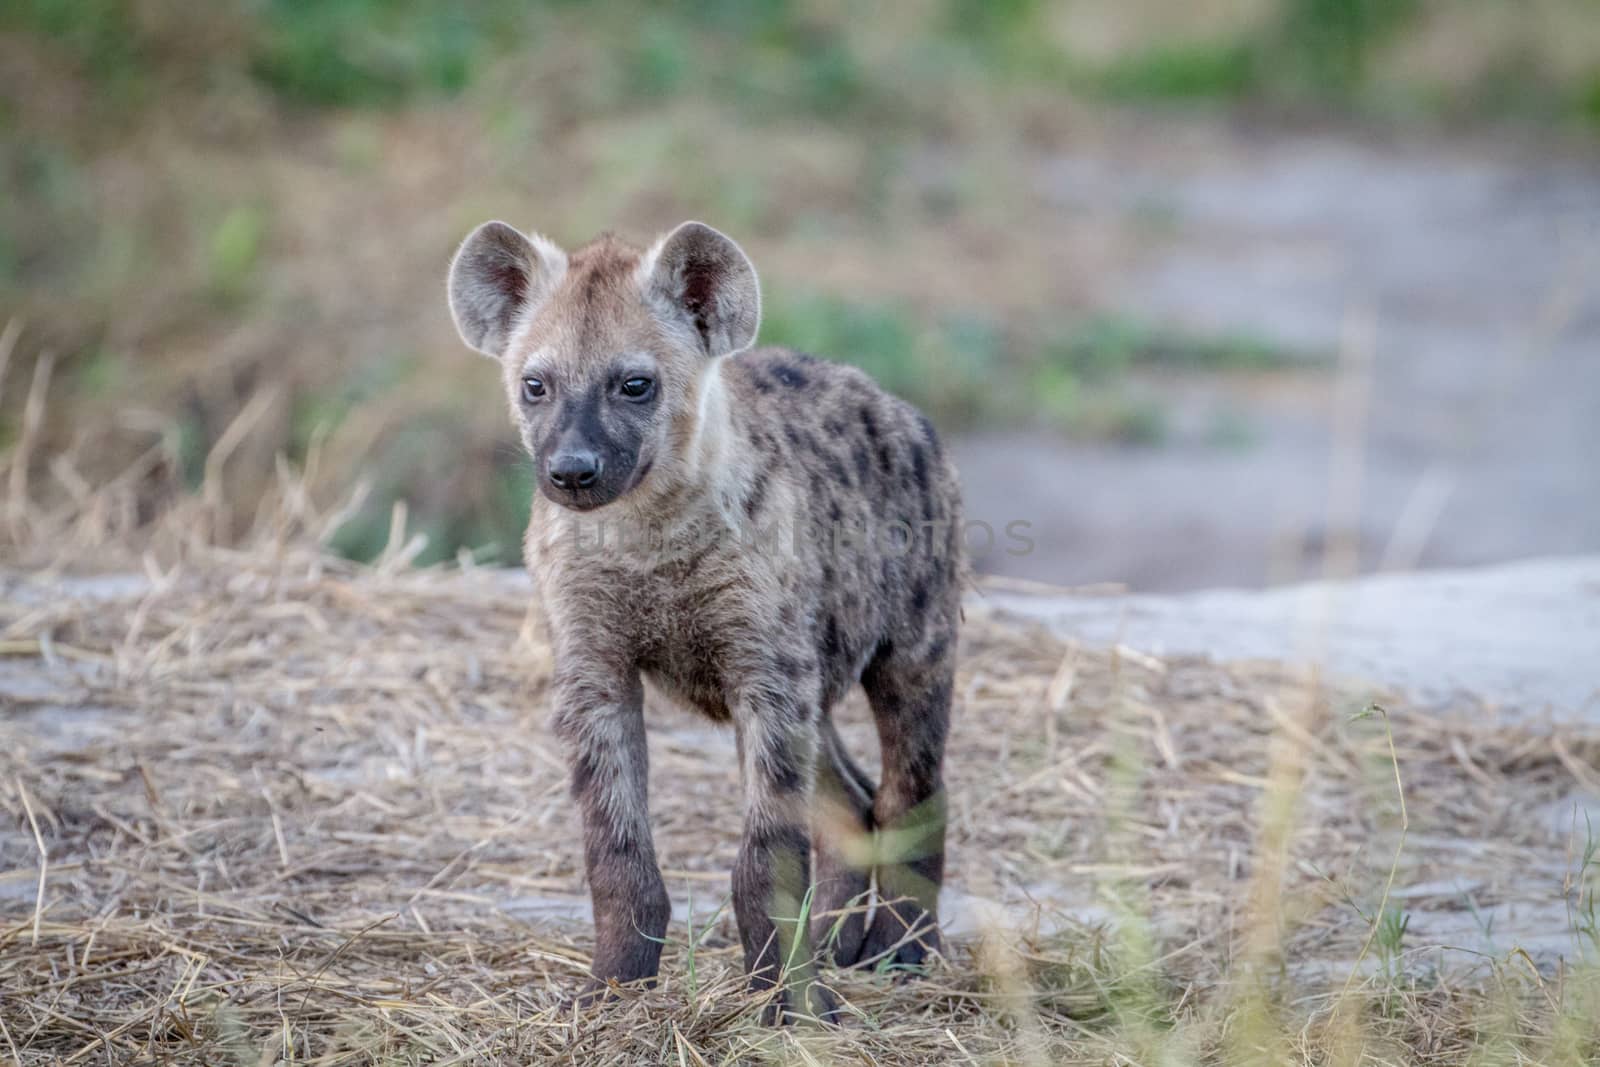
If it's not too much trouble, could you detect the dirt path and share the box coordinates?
[955,121,1600,591]
[985,555,1600,720]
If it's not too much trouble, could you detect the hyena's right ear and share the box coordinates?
[447,221,568,358]
[639,221,761,358]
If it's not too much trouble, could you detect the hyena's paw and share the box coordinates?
[810,880,872,968]
[757,979,843,1026]
[855,902,942,977]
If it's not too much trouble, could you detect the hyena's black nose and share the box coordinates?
[549,450,602,491]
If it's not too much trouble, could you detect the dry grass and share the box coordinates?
[2,452,1599,1065]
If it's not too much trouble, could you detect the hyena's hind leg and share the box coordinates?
[855,634,954,972]
[810,716,876,966]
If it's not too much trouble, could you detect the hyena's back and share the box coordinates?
[721,346,963,709]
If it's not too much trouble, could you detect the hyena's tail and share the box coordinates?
[821,716,876,825]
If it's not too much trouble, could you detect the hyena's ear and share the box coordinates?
[639,221,760,358]
[447,221,568,358]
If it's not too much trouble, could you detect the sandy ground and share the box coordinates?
[989,555,1600,720]
[955,121,1600,591]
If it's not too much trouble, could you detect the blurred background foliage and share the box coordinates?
[3,0,1597,563]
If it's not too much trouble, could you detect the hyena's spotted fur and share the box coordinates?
[448,220,961,1022]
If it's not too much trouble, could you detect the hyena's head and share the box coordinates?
[447,220,759,511]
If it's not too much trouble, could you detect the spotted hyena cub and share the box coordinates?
[447,220,961,1021]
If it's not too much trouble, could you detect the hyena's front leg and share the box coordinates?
[730,674,841,1023]
[554,668,671,996]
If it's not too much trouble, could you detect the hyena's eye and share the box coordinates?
[620,376,654,400]
[521,376,545,403]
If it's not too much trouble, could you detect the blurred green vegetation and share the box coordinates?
[250,0,521,108]
[6,0,1597,121]
[2,0,1596,564]
[762,295,1312,450]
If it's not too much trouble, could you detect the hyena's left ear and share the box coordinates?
[639,221,760,358]
[448,221,568,358]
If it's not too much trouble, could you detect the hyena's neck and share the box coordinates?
[675,357,761,531]
[686,359,734,487]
